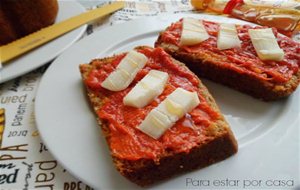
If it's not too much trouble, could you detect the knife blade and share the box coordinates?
[0,2,125,64]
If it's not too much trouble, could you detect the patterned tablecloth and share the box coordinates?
[0,1,194,189]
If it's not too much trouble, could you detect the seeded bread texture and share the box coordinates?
[79,47,238,186]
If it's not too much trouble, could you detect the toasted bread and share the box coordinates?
[79,46,238,186]
[155,19,300,101]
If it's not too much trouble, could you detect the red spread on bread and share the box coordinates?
[160,19,300,84]
[84,48,220,160]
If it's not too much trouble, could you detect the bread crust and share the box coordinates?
[79,47,238,186]
[155,27,300,101]
[0,0,59,45]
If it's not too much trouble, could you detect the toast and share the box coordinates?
[155,18,300,101]
[79,46,238,186]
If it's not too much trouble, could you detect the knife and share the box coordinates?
[0,2,125,64]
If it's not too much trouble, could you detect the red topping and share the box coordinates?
[223,0,244,14]
[159,20,300,84]
[85,47,221,161]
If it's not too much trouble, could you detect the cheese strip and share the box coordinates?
[123,70,169,108]
[101,50,148,91]
[217,23,241,50]
[138,109,173,139]
[248,28,284,61]
[138,88,200,139]
[179,18,209,46]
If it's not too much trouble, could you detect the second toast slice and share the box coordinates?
[155,18,300,101]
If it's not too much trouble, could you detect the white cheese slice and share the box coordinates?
[156,88,200,122]
[138,109,174,139]
[167,88,200,113]
[217,23,241,50]
[138,88,200,139]
[101,50,148,91]
[248,28,284,61]
[179,18,209,46]
[123,70,169,108]
[118,50,148,72]
[101,69,131,91]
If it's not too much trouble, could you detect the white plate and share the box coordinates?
[35,15,300,189]
[0,1,87,83]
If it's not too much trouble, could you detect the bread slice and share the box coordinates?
[155,19,300,101]
[79,46,238,186]
[0,0,59,45]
